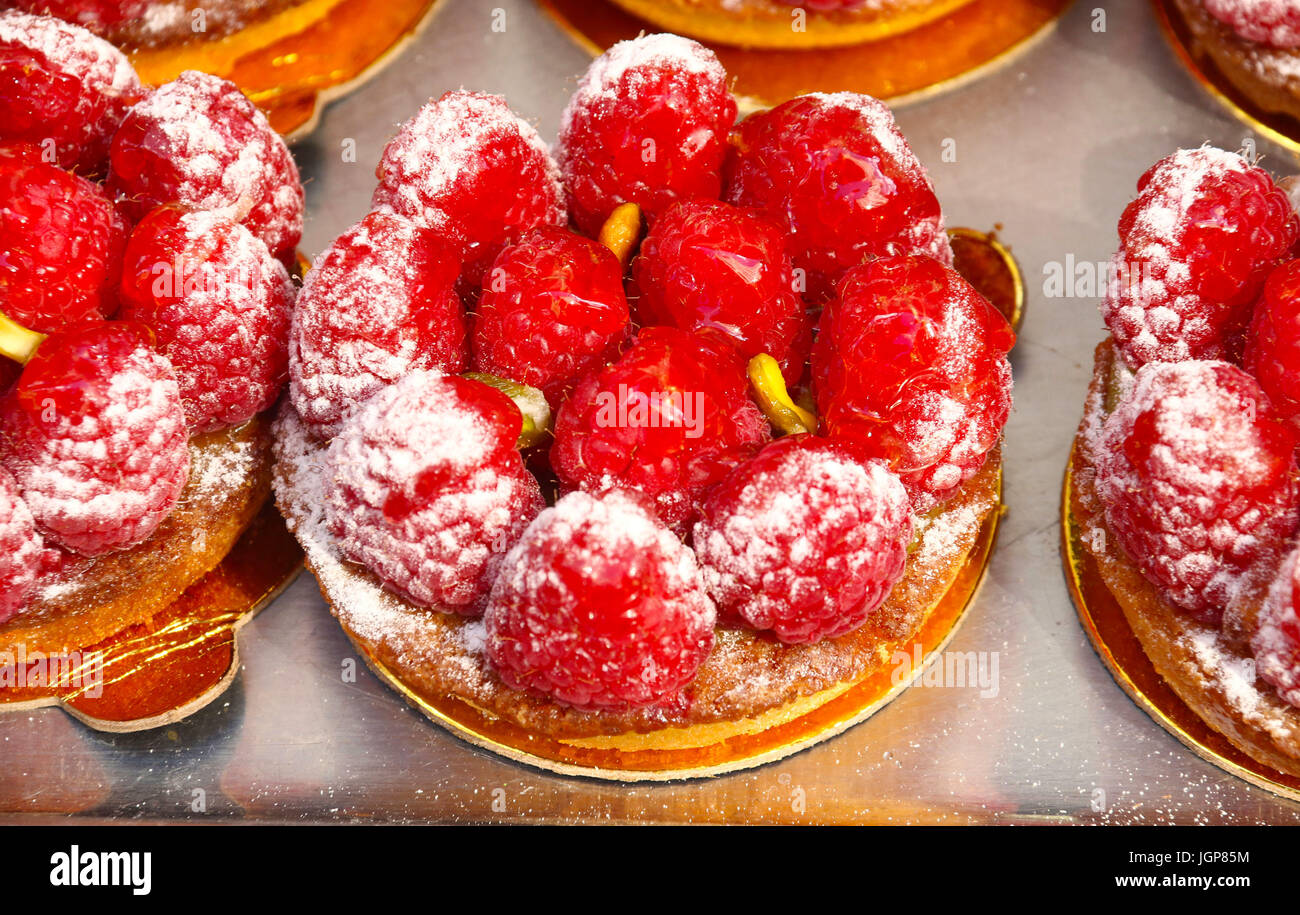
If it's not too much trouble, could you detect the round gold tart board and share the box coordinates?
[127,0,444,140]
[1152,0,1300,157]
[1061,454,1300,802]
[536,0,1073,110]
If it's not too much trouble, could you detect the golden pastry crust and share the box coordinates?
[1071,340,1300,777]
[0,417,273,657]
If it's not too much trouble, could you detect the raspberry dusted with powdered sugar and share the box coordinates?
[0,10,145,173]
[694,435,912,644]
[0,466,43,624]
[372,90,565,284]
[324,370,543,614]
[0,322,190,557]
[1094,359,1300,622]
[289,210,468,440]
[485,489,716,711]
[472,226,629,407]
[1205,0,1300,48]
[633,198,809,385]
[118,206,295,432]
[725,92,951,303]
[1253,544,1300,708]
[1102,147,1298,370]
[0,149,128,333]
[8,1,147,30]
[556,32,737,235]
[1244,258,1300,426]
[813,256,1014,511]
[107,70,304,260]
[550,326,770,534]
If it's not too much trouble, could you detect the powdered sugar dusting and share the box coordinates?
[0,10,139,95]
[1205,0,1300,48]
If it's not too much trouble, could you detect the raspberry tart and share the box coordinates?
[277,34,1017,778]
[0,14,303,728]
[1066,144,1300,785]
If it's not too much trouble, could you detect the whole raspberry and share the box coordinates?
[324,370,544,614]
[1101,147,1298,370]
[289,210,468,440]
[1094,359,1300,622]
[1253,544,1300,708]
[0,10,145,173]
[724,92,951,303]
[484,489,716,711]
[0,150,128,333]
[812,256,1014,511]
[372,90,565,285]
[556,33,737,235]
[0,322,190,556]
[7,1,146,31]
[633,198,809,385]
[107,70,304,260]
[118,206,295,432]
[1205,0,1300,48]
[551,326,770,533]
[1244,258,1300,426]
[473,226,629,406]
[0,466,43,624]
[694,435,912,644]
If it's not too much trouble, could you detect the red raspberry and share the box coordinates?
[551,326,770,533]
[118,206,295,432]
[7,1,146,30]
[724,92,951,303]
[472,226,630,406]
[485,489,716,711]
[556,33,737,235]
[1244,258,1300,426]
[812,256,1014,511]
[694,435,912,644]
[289,211,468,440]
[1102,147,1298,370]
[0,150,127,333]
[0,10,145,173]
[107,70,304,261]
[633,198,809,385]
[1094,359,1300,622]
[0,322,190,556]
[1254,544,1300,707]
[0,466,43,624]
[372,90,565,285]
[1205,0,1300,48]
[324,370,544,614]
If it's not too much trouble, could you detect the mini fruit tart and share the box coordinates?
[0,12,302,681]
[276,33,1016,778]
[1067,144,1300,780]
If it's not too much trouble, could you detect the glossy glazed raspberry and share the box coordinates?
[0,322,190,556]
[485,489,716,711]
[107,70,303,260]
[0,10,145,173]
[290,211,468,440]
[551,326,770,533]
[633,199,809,385]
[1244,258,1300,426]
[724,92,951,302]
[1253,544,1300,708]
[1205,0,1300,48]
[694,435,912,644]
[473,226,630,406]
[0,466,42,624]
[324,370,544,614]
[118,207,295,432]
[556,33,736,235]
[1102,147,1298,370]
[372,90,565,284]
[812,256,1014,511]
[0,150,127,333]
[1094,359,1300,622]
[8,1,146,30]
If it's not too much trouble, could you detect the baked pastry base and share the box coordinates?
[539,0,1072,110]
[1064,340,1300,799]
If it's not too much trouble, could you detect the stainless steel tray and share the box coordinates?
[5,0,1299,824]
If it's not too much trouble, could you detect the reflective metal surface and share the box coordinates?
[5,0,1300,824]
